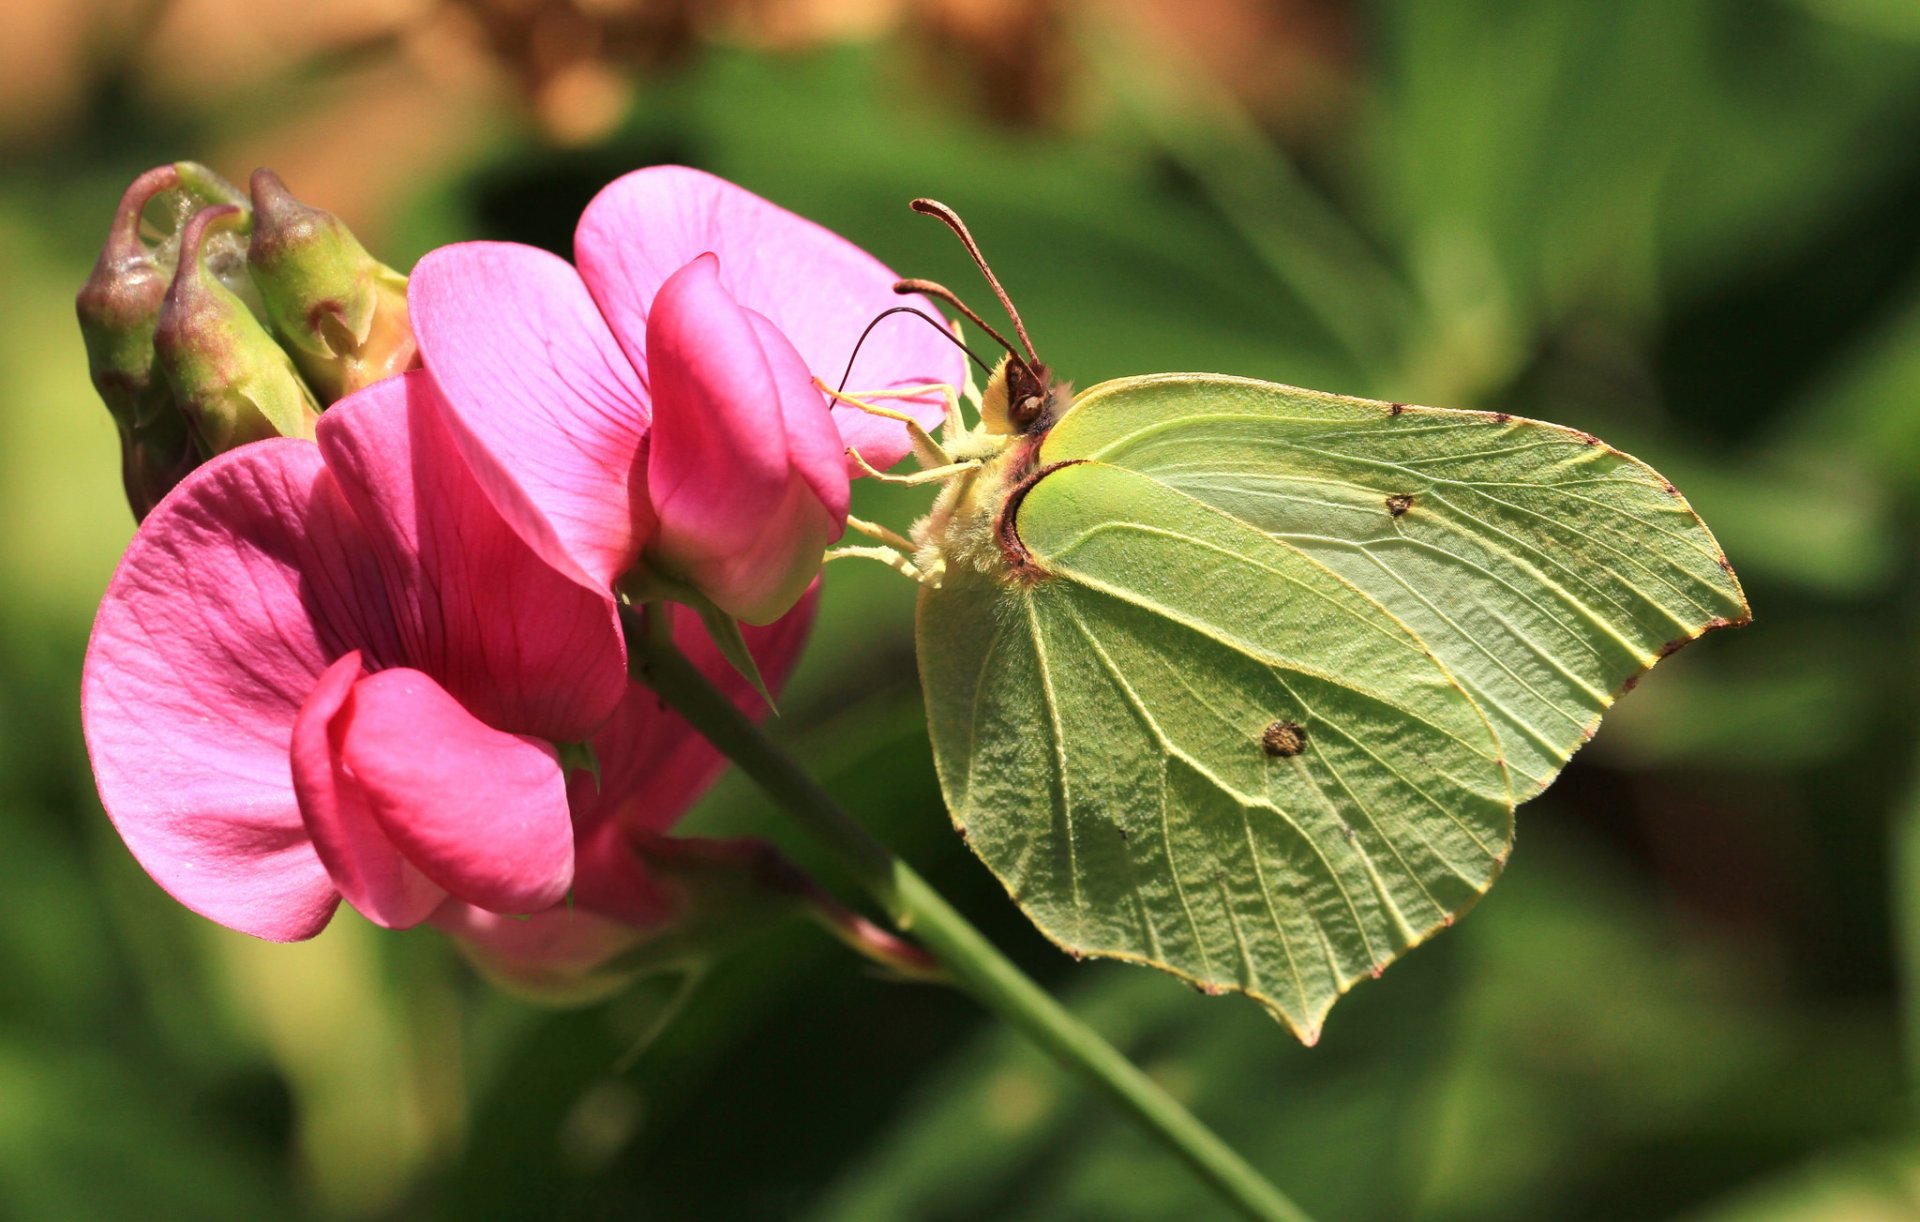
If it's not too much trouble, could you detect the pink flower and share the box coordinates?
[81,369,633,941]
[409,166,963,620]
[436,601,815,994]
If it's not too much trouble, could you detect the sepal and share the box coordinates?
[247,168,418,403]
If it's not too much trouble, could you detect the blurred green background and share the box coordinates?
[8,0,1920,1217]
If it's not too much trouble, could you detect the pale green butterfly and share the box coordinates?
[828,201,1749,1044]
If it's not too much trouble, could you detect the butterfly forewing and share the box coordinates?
[1041,374,1751,794]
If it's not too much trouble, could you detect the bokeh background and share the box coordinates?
[7,1,1920,1217]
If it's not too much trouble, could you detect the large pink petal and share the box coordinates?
[576,589,818,841]
[290,652,446,928]
[574,165,966,471]
[410,241,652,591]
[80,440,385,941]
[645,255,849,623]
[317,371,626,742]
[336,667,574,914]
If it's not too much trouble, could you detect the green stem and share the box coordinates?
[626,608,1310,1222]
[1895,743,1920,1103]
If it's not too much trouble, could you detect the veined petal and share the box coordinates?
[317,371,626,743]
[290,652,446,929]
[410,241,652,591]
[646,255,848,623]
[335,668,574,915]
[81,441,365,941]
[574,165,965,471]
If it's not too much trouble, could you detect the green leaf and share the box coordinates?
[916,374,1748,1040]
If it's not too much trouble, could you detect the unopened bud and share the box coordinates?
[76,165,244,519]
[77,167,183,436]
[154,204,321,453]
[246,168,416,403]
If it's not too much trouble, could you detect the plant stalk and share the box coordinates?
[626,607,1309,1222]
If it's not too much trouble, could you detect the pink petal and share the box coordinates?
[645,255,849,624]
[290,652,446,928]
[576,588,818,841]
[574,166,966,471]
[410,240,653,591]
[431,890,656,1002]
[81,441,360,941]
[335,667,574,914]
[317,371,626,742]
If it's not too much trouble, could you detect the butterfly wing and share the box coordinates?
[1041,374,1751,794]
[917,374,1748,1039]
[918,459,1512,1042]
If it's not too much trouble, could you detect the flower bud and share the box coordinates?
[75,165,244,518]
[154,204,322,453]
[643,253,850,625]
[247,168,417,403]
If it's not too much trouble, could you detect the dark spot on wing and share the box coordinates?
[1261,720,1307,758]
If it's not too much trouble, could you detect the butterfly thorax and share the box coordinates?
[911,438,1022,583]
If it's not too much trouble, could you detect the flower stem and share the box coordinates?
[625,607,1310,1222]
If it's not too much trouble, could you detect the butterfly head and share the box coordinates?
[894,198,1066,439]
[979,353,1068,437]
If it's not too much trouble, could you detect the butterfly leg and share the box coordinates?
[825,543,932,583]
[847,515,917,553]
[846,449,980,486]
[855,381,971,447]
[952,321,982,415]
[858,379,972,447]
[815,379,954,470]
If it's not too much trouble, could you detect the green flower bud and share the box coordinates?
[75,164,244,519]
[77,167,182,436]
[246,168,417,404]
[154,204,322,454]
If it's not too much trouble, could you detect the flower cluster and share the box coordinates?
[80,166,962,988]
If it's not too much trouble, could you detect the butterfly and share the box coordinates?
[825,201,1749,1044]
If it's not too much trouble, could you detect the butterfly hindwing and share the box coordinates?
[919,459,1512,1042]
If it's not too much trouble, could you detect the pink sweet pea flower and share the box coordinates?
[437,601,816,994]
[82,369,629,940]
[409,166,963,621]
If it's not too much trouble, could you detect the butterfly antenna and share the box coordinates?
[894,278,1031,376]
[908,199,1039,364]
[836,305,993,394]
